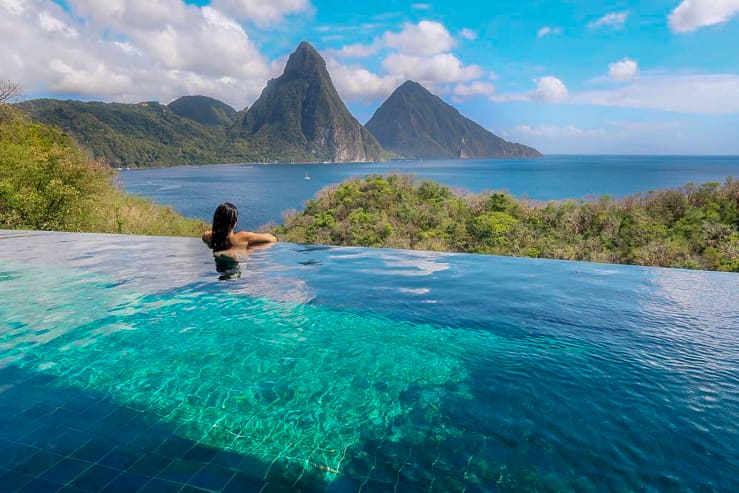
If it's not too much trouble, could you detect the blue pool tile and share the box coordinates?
[2,443,38,468]
[57,486,93,493]
[19,403,56,419]
[138,478,183,493]
[71,463,121,491]
[187,463,236,491]
[158,459,204,484]
[99,471,151,493]
[61,393,101,414]
[324,477,364,493]
[182,445,219,463]
[180,486,210,493]
[235,456,268,478]
[41,457,92,485]
[222,472,266,493]
[12,450,62,476]
[127,452,172,477]
[209,450,243,471]
[155,435,194,459]
[0,469,34,491]
[70,439,117,463]
[103,406,141,425]
[99,446,142,471]
[16,477,64,493]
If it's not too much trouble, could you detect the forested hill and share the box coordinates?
[366,81,541,159]
[167,95,239,129]
[17,98,235,168]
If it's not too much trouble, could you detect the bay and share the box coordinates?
[119,155,739,230]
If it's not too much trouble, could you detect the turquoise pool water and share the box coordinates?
[0,230,737,492]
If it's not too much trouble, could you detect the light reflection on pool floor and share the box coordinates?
[0,230,737,492]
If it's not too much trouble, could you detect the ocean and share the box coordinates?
[119,155,739,229]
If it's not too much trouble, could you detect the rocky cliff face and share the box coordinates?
[229,41,385,163]
[366,80,541,159]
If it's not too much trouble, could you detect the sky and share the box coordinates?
[1,0,738,154]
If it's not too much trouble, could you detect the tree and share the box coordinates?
[0,81,21,104]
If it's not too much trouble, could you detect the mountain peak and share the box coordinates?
[284,41,326,77]
[397,80,426,92]
[230,41,384,163]
[366,81,541,159]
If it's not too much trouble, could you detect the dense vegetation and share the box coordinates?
[17,98,237,168]
[275,175,739,271]
[167,95,239,129]
[0,104,205,236]
[365,80,540,159]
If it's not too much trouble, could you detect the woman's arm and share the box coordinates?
[236,231,277,244]
[201,230,213,247]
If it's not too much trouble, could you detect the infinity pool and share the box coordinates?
[0,231,737,492]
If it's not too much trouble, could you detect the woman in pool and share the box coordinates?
[202,202,277,253]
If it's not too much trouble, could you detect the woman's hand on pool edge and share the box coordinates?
[238,231,277,244]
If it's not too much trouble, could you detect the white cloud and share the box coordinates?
[327,59,402,103]
[588,11,629,30]
[411,3,432,10]
[493,76,568,103]
[0,0,274,108]
[669,0,739,33]
[533,76,568,102]
[453,81,495,98]
[0,0,24,15]
[608,57,638,80]
[571,74,739,114]
[536,26,562,38]
[460,28,477,40]
[38,12,79,38]
[383,20,456,56]
[383,53,482,84]
[326,20,487,102]
[211,0,312,26]
[512,125,606,138]
[329,41,380,58]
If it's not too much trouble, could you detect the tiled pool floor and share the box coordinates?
[1,364,391,493]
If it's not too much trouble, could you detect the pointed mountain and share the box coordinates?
[168,95,238,128]
[229,41,385,163]
[366,81,541,159]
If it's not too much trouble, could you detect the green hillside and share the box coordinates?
[17,99,234,168]
[168,95,239,129]
[0,103,205,235]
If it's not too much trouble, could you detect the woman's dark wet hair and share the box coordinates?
[210,202,238,251]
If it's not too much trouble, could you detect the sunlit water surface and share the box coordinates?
[0,231,737,492]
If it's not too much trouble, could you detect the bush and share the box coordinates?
[0,105,205,236]
[275,174,739,271]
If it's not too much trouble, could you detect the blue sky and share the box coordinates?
[2,0,738,154]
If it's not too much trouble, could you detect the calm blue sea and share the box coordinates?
[119,155,739,229]
[0,231,737,492]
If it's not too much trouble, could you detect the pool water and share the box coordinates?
[0,231,737,492]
